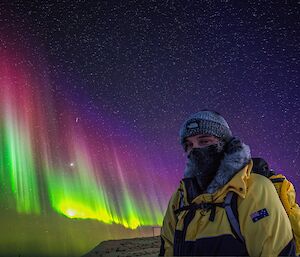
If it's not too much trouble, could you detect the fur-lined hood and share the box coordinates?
[183,137,252,198]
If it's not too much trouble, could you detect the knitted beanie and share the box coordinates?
[179,110,232,146]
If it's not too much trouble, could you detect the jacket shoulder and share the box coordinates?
[247,173,277,195]
[238,173,294,257]
[165,185,182,213]
[238,172,283,218]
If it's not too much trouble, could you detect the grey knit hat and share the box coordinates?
[179,110,232,146]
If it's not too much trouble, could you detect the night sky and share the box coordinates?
[0,1,299,256]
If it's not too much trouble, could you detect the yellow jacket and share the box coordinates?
[160,161,295,256]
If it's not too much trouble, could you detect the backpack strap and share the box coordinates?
[224,191,245,243]
[175,189,245,243]
[174,202,223,218]
[270,177,285,183]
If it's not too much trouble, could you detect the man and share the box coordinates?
[159,110,296,256]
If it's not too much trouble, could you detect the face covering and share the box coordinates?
[184,141,225,192]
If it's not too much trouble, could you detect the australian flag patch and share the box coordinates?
[250,208,269,223]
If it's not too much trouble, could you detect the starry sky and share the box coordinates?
[0,1,299,256]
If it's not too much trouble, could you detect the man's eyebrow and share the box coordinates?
[196,135,212,138]
[184,135,213,143]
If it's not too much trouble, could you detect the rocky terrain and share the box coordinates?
[82,236,161,257]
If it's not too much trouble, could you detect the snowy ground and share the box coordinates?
[82,236,160,257]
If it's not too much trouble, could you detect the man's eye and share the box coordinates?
[199,140,209,144]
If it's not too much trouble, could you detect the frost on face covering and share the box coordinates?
[184,141,225,192]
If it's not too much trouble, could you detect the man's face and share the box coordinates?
[183,134,220,154]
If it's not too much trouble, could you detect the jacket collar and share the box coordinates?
[206,139,251,194]
[180,139,252,204]
[180,161,253,204]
